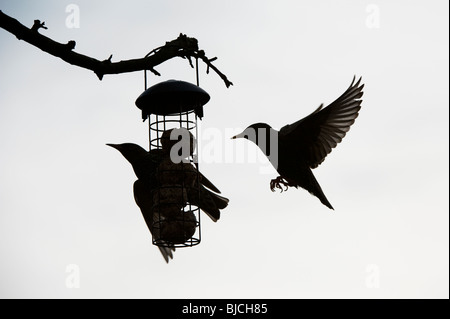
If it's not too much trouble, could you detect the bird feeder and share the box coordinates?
[135,79,210,248]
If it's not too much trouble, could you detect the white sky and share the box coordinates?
[0,1,448,298]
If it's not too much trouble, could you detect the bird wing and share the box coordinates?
[133,180,175,263]
[186,184,229,222]
[199,172,222,194]
[279,76,364,169]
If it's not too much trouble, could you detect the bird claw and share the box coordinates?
[270,176,290,193]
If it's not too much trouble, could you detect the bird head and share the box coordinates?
[160,128,195,158]
[231,123,273,144]
[231,123,279,161]
[106,143,148,164]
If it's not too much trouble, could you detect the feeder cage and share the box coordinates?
[135,79,210,248]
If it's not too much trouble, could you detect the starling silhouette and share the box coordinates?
[232,76,364,210]
[107,137,228,262]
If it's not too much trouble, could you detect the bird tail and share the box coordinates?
[158,245,175,263]
[301,169,334,210]
[209,192,229,210]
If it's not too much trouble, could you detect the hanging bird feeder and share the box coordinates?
[135,79,210,248]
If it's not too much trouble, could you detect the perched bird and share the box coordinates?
[232,76,364,209]
[107,140,228,262]
[107,142,227,219]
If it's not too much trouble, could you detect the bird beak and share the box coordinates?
[106,143,119,149]
[230,132,245,139]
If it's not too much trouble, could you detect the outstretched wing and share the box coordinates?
[279,76,364,168]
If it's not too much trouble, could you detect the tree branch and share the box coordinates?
[0,10,233,87]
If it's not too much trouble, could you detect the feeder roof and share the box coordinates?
[135,80,210,116]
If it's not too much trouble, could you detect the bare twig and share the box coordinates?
[0,10,233,87]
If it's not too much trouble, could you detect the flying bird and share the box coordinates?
[107,140,228,262]
[231,76,364,209]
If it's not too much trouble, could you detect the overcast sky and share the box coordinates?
[0,1,448,298]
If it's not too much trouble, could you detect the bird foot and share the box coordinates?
[270,176,295,193]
